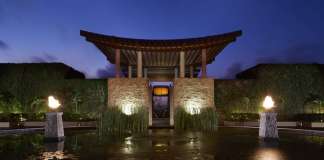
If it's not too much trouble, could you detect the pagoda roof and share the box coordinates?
[80,30,242,67]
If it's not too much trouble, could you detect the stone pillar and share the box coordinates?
[128,65,132,78]
[174,67,178,78]
[259,112,279,139]
[45,112,64,142]
[189,65,194,78]
[148,86,152,126]
[137,51,142,78]
[144,68,148,78]
[115,49,121,78]
[201,48,207,78]
[179,51,185,78]
[169,86,174,126]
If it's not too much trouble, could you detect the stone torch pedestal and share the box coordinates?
[45,112,64,142]
[259,112,278,140]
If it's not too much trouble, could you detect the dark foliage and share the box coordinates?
[0,63,107,119]
[224,113,259,122]
[174,107,218,131]
[98,107,148,134]
[216,64,324,120]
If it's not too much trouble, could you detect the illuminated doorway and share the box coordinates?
[151,82,172,127]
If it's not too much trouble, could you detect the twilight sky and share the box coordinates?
[0,0,324,79]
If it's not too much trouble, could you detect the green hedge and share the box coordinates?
[215,64,324,120]
[0,63,107,118]
[98,106,148,134]
[174,107,218,131]
[224,113,259,122]
[294,114,324,122]
[0,112,96,122]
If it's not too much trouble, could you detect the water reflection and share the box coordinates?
[40,140,78,160]
[41,141,65,159]
[122,136,133,154]
[253,139,285,160]
[3,128,324,159]
[253,149,285,160]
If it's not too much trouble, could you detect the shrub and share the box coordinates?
[62,112,96,121]
[0,91,22,113]
[22,113,45,121]
[174,107,218,131]
[0,112,96,122]
[8,114,25,128]
[224,113,259,122]
[294,114,324,122]
[98,106,148,134]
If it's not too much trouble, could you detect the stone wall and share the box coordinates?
[107,78,150,108]
[173,78,215,109]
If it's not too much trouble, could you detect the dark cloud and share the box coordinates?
[43,53,57,61]
[225,62,243,79]
[0,40,9,50]
[96,64,115,78]
[29,53,58,63]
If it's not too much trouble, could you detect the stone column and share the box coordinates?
[259,112,279,139]
[174,68,178,79]
[148,86,152,126]
[137,51,142,78]
[169,86,174,126]
[179,51,185,78]
[201,48,207,78]
[189,65,194,78]
[128,65,132,78]
[45,112,64,142]
[115,49,121,78]
[144,68,148,78]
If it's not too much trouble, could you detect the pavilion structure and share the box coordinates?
[81,30,242,127]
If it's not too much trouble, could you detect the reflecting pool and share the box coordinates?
[0,128,324,159]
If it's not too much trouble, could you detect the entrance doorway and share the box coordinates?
[151,82,172,127]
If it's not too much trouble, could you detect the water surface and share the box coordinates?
[1,128,324,159]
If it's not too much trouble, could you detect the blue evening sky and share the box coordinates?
[0,0,323,79]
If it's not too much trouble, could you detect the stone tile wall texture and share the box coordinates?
[173,78,215,109]
[107,78,150,108]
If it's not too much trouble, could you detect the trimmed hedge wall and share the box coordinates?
[216,64,324,121]
[0,63,107,119]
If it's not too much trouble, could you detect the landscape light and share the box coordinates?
[263,96,274,110]
[121,102,135,115]
[185,100,201,115]
[48,96,61,110]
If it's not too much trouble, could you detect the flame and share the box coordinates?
[48,96,61,109]
[263,96,274,110]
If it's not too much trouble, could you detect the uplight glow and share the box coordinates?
[184,100,201,115]
[121,103,135,115]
